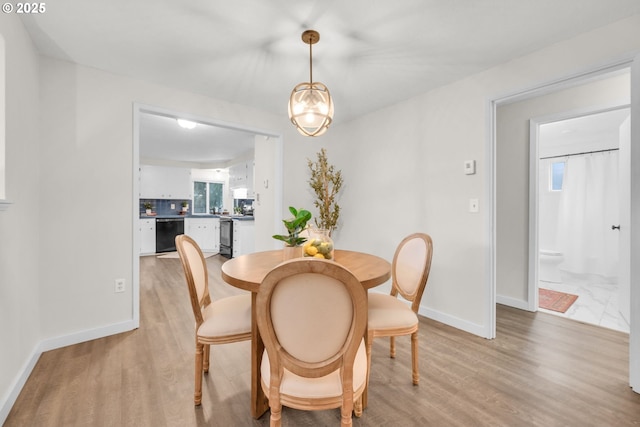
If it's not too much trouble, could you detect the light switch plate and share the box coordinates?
[464,160,476,175]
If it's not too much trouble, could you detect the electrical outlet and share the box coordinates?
[469,198,479,213]
[115,278,125,293]
[170,203,175,209]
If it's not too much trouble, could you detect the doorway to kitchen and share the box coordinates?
[132,103,284,326]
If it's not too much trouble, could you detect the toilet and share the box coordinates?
[539,250,564,283]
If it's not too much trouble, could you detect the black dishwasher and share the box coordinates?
[156,218,184,253]
[219,218,233,258]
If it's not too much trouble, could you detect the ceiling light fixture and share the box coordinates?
[288,30,334,137]
[176,119,197,130]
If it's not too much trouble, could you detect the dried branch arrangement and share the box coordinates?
[307,148,343,235]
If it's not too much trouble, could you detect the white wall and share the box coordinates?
[254,135,282,251]
[0,35,5,200]
[538,157,563,251]
[496,73,630,303]
[0,12,41,421]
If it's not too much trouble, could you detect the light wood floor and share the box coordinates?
[6,255,640,426]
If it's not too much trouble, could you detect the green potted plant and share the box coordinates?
[273,207,312,259]
[181,201,189,212]
[143,201,153,215]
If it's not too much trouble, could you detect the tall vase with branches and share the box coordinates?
[308,148,343,236]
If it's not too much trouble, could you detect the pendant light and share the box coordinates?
[288,30,334,137]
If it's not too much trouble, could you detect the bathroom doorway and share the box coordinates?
[532,107,631,332]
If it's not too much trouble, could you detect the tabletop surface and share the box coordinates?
[221,249,391,292]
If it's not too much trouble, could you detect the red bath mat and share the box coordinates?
[539,288,579,313]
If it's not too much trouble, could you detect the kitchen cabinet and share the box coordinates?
[185,217,220,252]
[140,218,156,254]
[140,165,192,199]
[229,161,255,197]
[229,163,247,189]
[232,219,255,258]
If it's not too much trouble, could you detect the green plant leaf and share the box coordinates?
[273,206,312,246]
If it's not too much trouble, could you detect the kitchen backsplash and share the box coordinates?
[140,199,191,216]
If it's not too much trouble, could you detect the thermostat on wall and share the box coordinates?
[464,160,476,175]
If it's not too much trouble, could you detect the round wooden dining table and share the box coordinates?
[221,249,391,419]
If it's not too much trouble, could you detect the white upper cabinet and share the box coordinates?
[229,162,247,189]
[140,165,192,199]
[229,161,255,197]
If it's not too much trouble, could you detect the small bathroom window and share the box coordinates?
[550,161,565,191]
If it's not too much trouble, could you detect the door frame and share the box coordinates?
[528,104,631,312]
[487,53,639,391]
[131,103,284,327]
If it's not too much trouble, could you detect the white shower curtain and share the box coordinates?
[557,150,619,278]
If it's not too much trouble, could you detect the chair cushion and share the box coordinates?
[261,339,367,399]
[395,238,428,296]
[270,273,353,363]
[368,293,418,331]
[197,294,252,338]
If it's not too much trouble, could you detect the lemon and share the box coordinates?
[314,253,325,258]
[305,246,318,256]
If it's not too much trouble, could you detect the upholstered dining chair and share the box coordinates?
[366,233,433,385]
[256,258,368,427]
[175,234,252,405]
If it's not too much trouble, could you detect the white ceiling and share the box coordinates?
[19,1,640,163]
[138,111,257,166]
[540,107,630,157]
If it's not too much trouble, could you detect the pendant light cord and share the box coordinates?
[309,40,313,83]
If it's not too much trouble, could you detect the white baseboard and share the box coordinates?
[0,345,41,425]
[38,320,137,352]
[0,320,137,425]
[418,305,488,337]
[496,294,531,311]
[368,289,489,338]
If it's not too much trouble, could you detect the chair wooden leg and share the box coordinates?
[411,331,419,385]
[269,403,281,427]
[354,395,363,417]
[365,331,373,390]
[341,400,354,427]
[194,342,204,405]
[389,336,396,358]
[203,344,210,373]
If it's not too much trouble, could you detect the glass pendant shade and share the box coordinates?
[288,29,334,137]
[288,81,334,137]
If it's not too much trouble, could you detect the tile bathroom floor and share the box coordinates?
[539,271,630,333]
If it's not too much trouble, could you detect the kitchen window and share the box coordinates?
[193,181,223,214]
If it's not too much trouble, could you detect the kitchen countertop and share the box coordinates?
[140,214,255,220]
